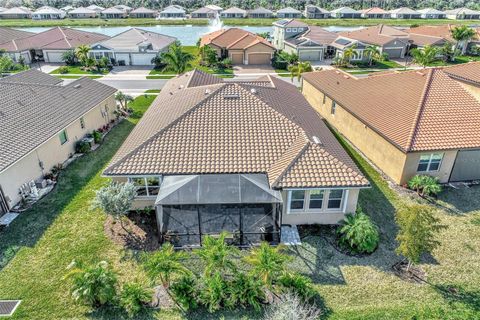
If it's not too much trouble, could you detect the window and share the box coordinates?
[331,101,336,114]
[327,189,344,209]
[322,93,326,105]
[286,28,291,32]
[298,28,304,32]
[417,153,443,172]
[146,177,160,196]
[129,177,161,197]
[292,28,297,32]
[290,190,305,210]
[80,117,85,129]
[309,190,325,209]
[59,130,68,145]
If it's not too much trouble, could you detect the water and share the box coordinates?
[16,24,364,46]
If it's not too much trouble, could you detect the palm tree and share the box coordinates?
[278,51,299,65]
[288,61,313,82]
[451,25,476,55]
[196,232,239,276]
[115,91,133,111]
[410,45,439,68]
[74,44,91,65]
[160,41,194,74]
[364,45,382,66]
[341,44,359,66]
[439,41,458,62]
[142,243,189,288]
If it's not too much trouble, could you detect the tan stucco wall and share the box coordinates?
[245,43,274,55]
[402,150,458,184]
[0,95,116,208]
[303,80,408,184]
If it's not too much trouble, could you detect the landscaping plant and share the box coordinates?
[451,25,477,55]
[120,282,151,318]
[337,210,380,254]
[159,40,194,74]
[226,272,265,311]
[75,140,91,154]
[199,272,227,313]
[263,292,322,320]
[196,232,239,276]
[288,61,313,81]
[277,271,316,300]
[410,45,439,68]
[408,175,442,197]
[142,243,189,288]
[61,50,76,65]
[170,275,198,311]
[92,130,102,144]
[115,91,134,111]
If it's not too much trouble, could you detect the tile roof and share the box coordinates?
[200,28,274,50]
[102,7,125,14]
[389,7,419,14]
[68,7,97,14]
[274,19,308,28]
[93,28,176,52]
[104,70,368,189]
[286,26,337,47]
[443,61,480,86]
[248,7,273,14]
[277,7,302,14]
[339,24,409,46]
[130,7,156,14]
[0,27,33,45]
[0,68,63,85]
[221,7,247,14]
[192,7,217,14]
[360,7,387,14]
[0,71,116,173]
[444,8,480,15]
[331,7,359,14]
[303,65,480,152]
[407,24,455,42]
[417,8,445,15]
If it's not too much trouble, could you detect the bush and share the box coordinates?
[226,273,264,311]
[120,282,151,318]
[92,130,102,144]
[170,275,198,311]
[277,271,315,300]
[263,292,322,320]
[57,66,69,74]
[408,175,442,197]
[199,272,227,313]
[338,211,379,254]
[75,140,90,154]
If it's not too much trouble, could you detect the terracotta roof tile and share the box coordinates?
[201,28,274,50]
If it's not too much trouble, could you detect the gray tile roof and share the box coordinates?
[0,69,63,85]
[0,27,33,44]
[0,71,116,173]
[94,28,176,52]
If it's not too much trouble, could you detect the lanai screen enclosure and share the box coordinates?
[155,174,283,247]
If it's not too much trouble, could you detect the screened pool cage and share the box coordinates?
[155,174,283,248]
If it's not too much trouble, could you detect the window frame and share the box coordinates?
[417,153,443,172]
[288,189,346,214]
[322,93,326,105]
[331,101,336,115]
[59,129,68,145]
[128,176,162,198]
[80,117,85,129]
[327,189,344,210]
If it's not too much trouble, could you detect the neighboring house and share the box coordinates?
[389,7,421,19]
[89,28,176,65]
[32,6,66,20]
[247,7,274,19]
[205,4,223,13]
[445,8,480,20]
[417,8,446,19]
[158,5,186,18]
[406,24,457,49]
[272,19,309,50]
[304,5,330,19]
[0,7,6,13]
[191,7,218,18]
[0,70,116,213]
[129,7,157,18]
[302,63,480,185]
[60,5,74,13]
[331,37,368,62]
[68,7,98,19]
[330,7,361,19]
[0,7,32,19]
[200,28,275,65]
[0,26,33,46]
[276,7,302,19]
[101,7,128,19]
[114,5,132,14]
[86,5,105,14]
[220,7,247,18]
[0,27,109,63]
[103,70,369,247]
[360,7,390,19]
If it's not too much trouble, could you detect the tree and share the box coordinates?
[75,44,91,65]
[364,45,383,66]
[159,40,193,74]
[91,181,136,232]
[451,25,476,55]
[256,32,270,39]
[410,45,439,68]
[199,44,219,67]
[395,204,444,271]
[143,243,189,288]
[0,55,14,74]
[115,91,134,111]
[196,232,239,276]
[244,242,291,287]
[277,51,299,65]
[288,61,312,82]
[61,49,76,65]
[439,41,458,62]
[342,44,359,64]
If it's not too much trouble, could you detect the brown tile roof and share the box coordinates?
[408,24,455,42]
[0,72,116,173]
[200,28,274,50]
[443,62,480,85]
[0,27,33,44]
[339,25,409,46]
[104,70,368,189]
[360,7,387,14]
[301,26,338,45]
[406,33,446,46]
[303,65,480,152]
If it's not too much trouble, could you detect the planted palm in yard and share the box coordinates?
[337,209,379,254]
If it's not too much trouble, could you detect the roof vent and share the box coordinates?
[312,136,322,145]
[73,84,81,89]
[179,85,184,89]
[224,94,240,99]
[250,88,257,94]
[205,89,212,95]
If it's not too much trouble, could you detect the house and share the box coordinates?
[205,4,223,12]
[360,7,390,19]
[68,7,98,19]
[89,28,176,65]
[114,5,132,14]
[417,8,446,19]
[247,7,274,19]
[0,7,32,19]
[406,24,460,49]
[0,69,117,214]
[200,28,275,65]
[330,7,361,19]
[191,7,218,19]
[389,7,421,19]
[276,7,302,19]
[129,7,157,19]
[0,27,109,63]
[101,7,128,19]
[302,63,480,185]
[304,5,330,19]
[331,37,369,62]
[0,26,33,45]
[103,70,369,247]
[273,19,337,61]
[32,6,66,20]
[445,8,480,20]
[86,5,105,14]
[220,7,247,18]
[158,5,186,18]
[60,5,74,13]
[0,7,6,13]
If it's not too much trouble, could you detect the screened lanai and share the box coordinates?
[155,174,283,248]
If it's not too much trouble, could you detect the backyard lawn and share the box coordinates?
[0,94,479,319]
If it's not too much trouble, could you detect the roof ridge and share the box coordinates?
[57,26,72,48]
[226,32,250,49]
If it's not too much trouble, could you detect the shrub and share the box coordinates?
[244,242,291,287]
[196,232,239,276]
[263,292,322,320]
[338,211,379,254]
[277,271,315,300]
[66,260,117,307]
[57,65,69,74]
[92,130,102,144]
[199,272,227,313]
[170,275,198,311]
[75,140,90,154]
[408,175,442,197]
[120,282,151,318]
[142,243,189,287]
[226,272,264,311]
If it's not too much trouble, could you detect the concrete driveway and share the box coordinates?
[233,64,274,75]
[104,65,153,79]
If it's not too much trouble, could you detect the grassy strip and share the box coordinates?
[53,75,103,79]
[144,89,161,93]
[146,75,175,79]
[50,65,109,75]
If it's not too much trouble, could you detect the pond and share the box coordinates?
[16,24,365,45]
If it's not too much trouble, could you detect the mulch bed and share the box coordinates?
[392,260,427,284]
[104,211,160,251]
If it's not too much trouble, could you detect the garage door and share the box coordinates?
[45,51,64,63]
[248,53,271,65]
[299,50,322,61]
[383,48,403,59]
[450,149,480,182]
[131,53,157,66]
[115,53,130,65]
[231,53,243,64]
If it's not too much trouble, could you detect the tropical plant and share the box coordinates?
[451,25,477,55]
[91,181,136,232]
[395,204,444,271]
[75,140,91,154]
[288,61,313,82]
[199,44,218,66]
[196,232,239,276]
[277,271,315,300]
[257,32,270,39]
[439,41,459,62]
[199,272,227,313]
[75,44,91,64]
[115,91,134,111]
[159,40,193,74]
[338,211,379,254]
[410,45,439,68]
[120,282,151,317]
[364,45,383,66]
[0,55,14,73]
[143,243,189,288]
[342,44,359,64]
[96,56,110,69]
[170,275,198,311]
[217,57,232,69]
[61,49,76,65]
[226,272,265,311]
[244,242,291,287]
[65,260,117,307]
[263,292,322,320]
[277,51,299,65]
[57,65,69,74]
[92,130,102,144]
[407,175,442,197]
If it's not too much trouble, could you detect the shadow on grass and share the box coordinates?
[0,119,135,271]
[434,284,480,314]
[435,185,480,215]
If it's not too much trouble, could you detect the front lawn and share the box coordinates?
[50,64,110,75]
[426,55,480,67]
[347,59,404,70]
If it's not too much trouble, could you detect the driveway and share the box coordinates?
[103,65,153,79]
[233,64,274,75]
[33,62,63,74]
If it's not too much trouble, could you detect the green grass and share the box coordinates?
[426,55,480,67]
[53,75,103,79]
[144,89,161,93]
[146,75,176,79]
[50,65,109,75]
